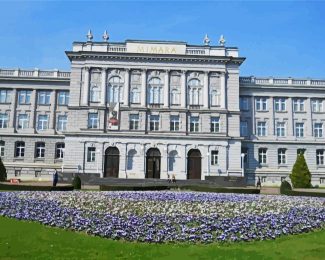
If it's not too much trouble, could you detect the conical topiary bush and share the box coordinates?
[290,153,311,188]
[0,157,7,182]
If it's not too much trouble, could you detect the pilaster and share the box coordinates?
[9,89,17,128]
[181,70,186,108]
[203,71,209,108]
[164,70,169,107]
[220,72,226,109]
[141,69,147,107]
[82,67,90,105]
[124,69,130,106]
[100,68,107,105]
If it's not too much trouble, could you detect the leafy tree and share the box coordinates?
[290,153,311,188]
[0,157,7,182]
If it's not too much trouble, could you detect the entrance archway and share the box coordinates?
[187,149,202,179]
[104,147,120,178]
[146,148,161,179]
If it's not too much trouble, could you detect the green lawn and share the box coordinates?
[0,217,324,259]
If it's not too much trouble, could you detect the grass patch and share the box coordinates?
[0,216,324,259]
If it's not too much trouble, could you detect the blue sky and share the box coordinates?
[0,1,324,78]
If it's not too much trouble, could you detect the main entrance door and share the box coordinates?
[104,147,119,178]
[146,148,161,179]
[187,149,202,179]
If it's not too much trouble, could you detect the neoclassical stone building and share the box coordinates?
[0,33,324,185]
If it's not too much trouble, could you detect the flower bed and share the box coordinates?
[0,191,324,243]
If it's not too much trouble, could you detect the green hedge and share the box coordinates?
[100,185,169,191]
[280,180,325,197]
[100,185,260,194]
[281,189,325,198]
[178,185,260,194]
[0,183,74,191]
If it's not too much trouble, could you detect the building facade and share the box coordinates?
[0,36,324,186]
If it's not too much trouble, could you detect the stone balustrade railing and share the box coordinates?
[240,76,325,87]
[0,68,71,79]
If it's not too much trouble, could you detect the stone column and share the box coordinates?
[124,69,130,106]
[203,71,209,108]
[220,72,226,109]
[9,89,17,129]
[49,90,56,130]
[141,69,147,107]
[100,68,107,106]
[181,70,186,108]
[164,70,169,107]
[82,67,90,105]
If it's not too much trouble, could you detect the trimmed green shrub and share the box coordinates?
[72,176,82,190]
[290,153,311,188]
[280,180,292,194]
[0,183,74,191]
[282,189,325,198]
[0,157,6,182]
[99,185,260,194]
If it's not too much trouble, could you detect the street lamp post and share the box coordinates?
[240,153,245,177]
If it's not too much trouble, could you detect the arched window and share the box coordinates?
[188,79,202,105]
[210,89,220,106]
[127,149,137,170]
[90,85,100,102]
[107,76,124,103]
[35,142,45,158]
[148,77,163,104]
[168,150,178,172]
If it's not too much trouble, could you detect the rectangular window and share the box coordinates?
[37,91,51,105]
[211,150,218,165]
[15,141,25,157]
[278,148,287,165]
[129,114,139,130]
[240,121,248,136]
[297,149,306,155]
[88,113,98,129]
[258,148,267,164]
[18,114,29,129]
[255,97,267,111]
[241,147,248,167]
[0,141,5,157]
[274,98,286,112]
[0,90,12,103]
[295,122,304,137]
[0,113,8,128]
[190,116,199,132]
[316,149,325,165]
[314,123,323,138]
[57,115,67,131]
[130,86,141,104]
[56,143,65,159]
[87,147,96,162]
[276,122,286,137]
[170,89,180,105]
[240,97,249,110]
[35,142,45,158]
[37,115,48,131]
[312,99,323,112]
[149,115,159,131]
[210,117,220,133]
[18,90,32,104]
[257,122,267,136]
[293,98,305,112]
[170,115,180,131]
[58,91,69,106]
